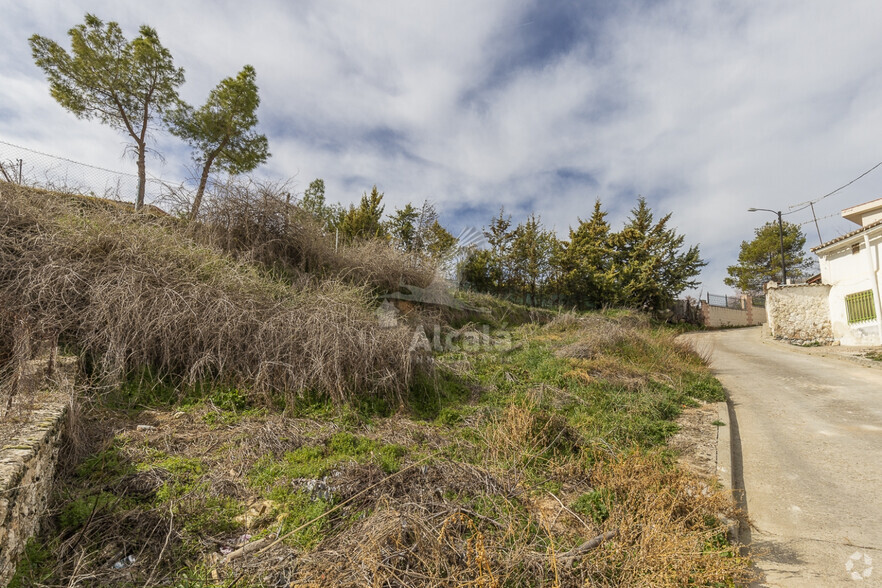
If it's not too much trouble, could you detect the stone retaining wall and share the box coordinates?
[0,357,72,587]
[766,283,834,345]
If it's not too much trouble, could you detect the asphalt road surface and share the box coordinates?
[687,327,882,587]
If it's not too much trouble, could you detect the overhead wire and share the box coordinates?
[788,159,882,214]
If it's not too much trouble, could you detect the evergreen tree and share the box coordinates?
[388,203,420,252]
[426,221,458,261]
[300,178,339,231]
[558,200,614,309]
[167,65,269,220]
[725,221,812,294]
[337,185,387,242]
[458,248,495,292]
[483,208,514,296]
[509,214,556,306]
[30,14,185,210]
[611,197,705,309]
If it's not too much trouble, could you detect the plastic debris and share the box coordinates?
[112,555,136,569]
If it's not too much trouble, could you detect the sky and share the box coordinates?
[3,0,882,296]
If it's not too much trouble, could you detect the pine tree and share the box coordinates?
[30,14,185,209]
[388,203,420,252]
[611,197,705,309]
[167,65,269,220]
[725,221,812,294]
[336,186,387,242]
[483,208,514,296]
[558,200,615,309]
[300,178,339,231]
[509,214,556,306]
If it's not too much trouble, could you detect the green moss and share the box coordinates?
[139,456,207,503]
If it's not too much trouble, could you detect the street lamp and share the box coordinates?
[748,208,787,284]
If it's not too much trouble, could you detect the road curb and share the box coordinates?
[713,400,740,544]
[714,401,732,492]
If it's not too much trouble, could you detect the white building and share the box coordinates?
[813,198,882,345]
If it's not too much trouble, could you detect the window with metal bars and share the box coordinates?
[845,290,876,324]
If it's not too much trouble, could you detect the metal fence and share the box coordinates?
[705,293,745,310]
[0,139,168,205]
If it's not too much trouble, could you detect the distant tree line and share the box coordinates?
[460,198,705,311]
[299,181,705,311]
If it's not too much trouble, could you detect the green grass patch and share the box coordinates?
[571,489,613,524]
[248,432,408,490]
[681,373,726,402]
[264,487,331,549]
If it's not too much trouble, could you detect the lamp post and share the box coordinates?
[748,208,787,284]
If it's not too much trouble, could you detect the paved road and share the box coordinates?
[687,327,882,587]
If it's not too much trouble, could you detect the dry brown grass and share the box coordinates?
[192,178,438,293]
[0,183,417,407]
[551,312,652,361]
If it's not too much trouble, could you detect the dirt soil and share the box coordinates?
[669,403,721,480]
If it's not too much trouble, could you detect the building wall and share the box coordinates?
[818,231,882,345]
[700,297,766,328]
[766,284,834,344]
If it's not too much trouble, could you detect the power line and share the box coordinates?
[788,159,882,214]
[797,211,839,226]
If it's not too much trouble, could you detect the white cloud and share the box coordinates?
[3,0,882,293]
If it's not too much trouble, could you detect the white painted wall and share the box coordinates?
[818,230,882,345]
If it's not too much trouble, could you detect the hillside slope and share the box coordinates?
[0,184,755,587]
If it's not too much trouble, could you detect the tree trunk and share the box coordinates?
[190,160,213,221]
[135,145,147,211]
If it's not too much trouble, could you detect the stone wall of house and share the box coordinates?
[766,284,834,344]
[0,358,72,587]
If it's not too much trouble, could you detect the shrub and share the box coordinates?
[0,184,419,407]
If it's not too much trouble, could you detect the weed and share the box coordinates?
[248,432,408,490]
[8,539,53,588]
[681,372,726,402]
[264,486,331,548]
[59,491,117,529]
[75,441,133,482]
[571,489,612,524]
